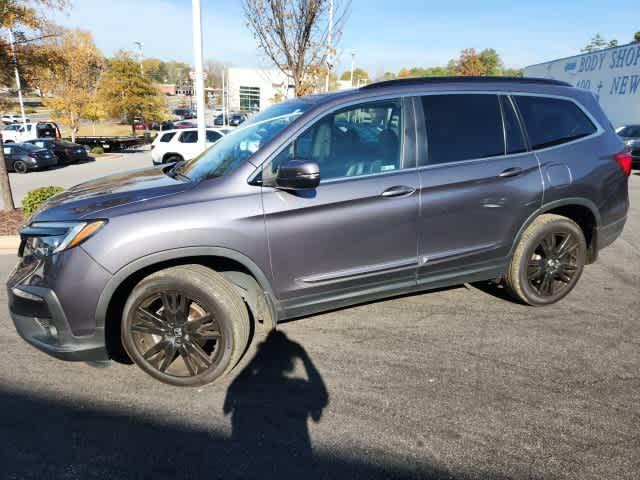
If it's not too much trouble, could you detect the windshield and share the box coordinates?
[176,100,311,181]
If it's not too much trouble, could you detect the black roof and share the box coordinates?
[360,76,572,90]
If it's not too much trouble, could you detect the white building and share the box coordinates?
[226,68,293,113]
[524,42,640,127]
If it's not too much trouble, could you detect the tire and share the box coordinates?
[12,160,28,174]
[505,214,587,306]
[121,265,250,387]
[163,154,183,164]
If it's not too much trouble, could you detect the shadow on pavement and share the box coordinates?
[0,330,467,480]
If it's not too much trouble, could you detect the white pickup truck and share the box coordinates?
[1,122,60,143]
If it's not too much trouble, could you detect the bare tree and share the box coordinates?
[243,0,349,96]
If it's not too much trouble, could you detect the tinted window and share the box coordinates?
[206,131,222,143]
[269,99,405,181]
[501,96,527,154]
[179,131,198,143]
[514,96,596,150]
[618,125,640,137]
[421,94,504,165]
[160,132,176,142]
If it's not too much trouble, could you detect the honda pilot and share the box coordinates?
[7,77,631,386]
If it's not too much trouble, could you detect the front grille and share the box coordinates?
[36,317,51,330]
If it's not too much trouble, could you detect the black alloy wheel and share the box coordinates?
[122,265,250,387]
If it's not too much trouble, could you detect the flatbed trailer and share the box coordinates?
[68,135,150,152]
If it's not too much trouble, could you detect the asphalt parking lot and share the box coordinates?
[7,149,152,207]
[0,173,638,480]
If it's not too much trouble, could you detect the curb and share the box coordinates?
[0,235,20,250]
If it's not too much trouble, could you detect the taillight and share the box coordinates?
[613,151,632,176]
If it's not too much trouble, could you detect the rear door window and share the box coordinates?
[420,94,504,165]
[179,131,198,143]
[514,96,597,150]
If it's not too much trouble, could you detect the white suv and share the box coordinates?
[151,128,226,165]
[1,113,30,125]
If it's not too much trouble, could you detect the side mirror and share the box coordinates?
[275,159,320,190]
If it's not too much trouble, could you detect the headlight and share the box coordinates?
[20,220,107,257]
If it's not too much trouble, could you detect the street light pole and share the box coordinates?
[325,0,334,93]
[192,0,206,153]
[134,41,144,75]
[350,50,355,87]
[7,27,27,128]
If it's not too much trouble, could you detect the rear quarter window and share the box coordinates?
[160,132,176,142]
[514,96,597,150]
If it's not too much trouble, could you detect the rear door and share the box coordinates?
[415,93,543,283]
[261,98,420,316]
[177,130,200,159]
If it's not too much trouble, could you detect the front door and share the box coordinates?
[262,98,420,317]
[414,93,543,283]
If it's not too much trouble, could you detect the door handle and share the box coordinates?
[498,167,523,178]
[381,185,416,198]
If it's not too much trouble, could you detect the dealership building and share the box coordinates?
[225,67,293,113]
[524,42,640,127]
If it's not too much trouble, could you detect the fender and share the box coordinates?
[94,246,281,330]
[508,197,601,260]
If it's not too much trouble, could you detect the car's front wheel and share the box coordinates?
[505,214,587,306]
[121,265,250,387]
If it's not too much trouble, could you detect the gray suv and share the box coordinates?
[7,77,631,386]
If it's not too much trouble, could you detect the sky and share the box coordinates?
[52,0,639,76]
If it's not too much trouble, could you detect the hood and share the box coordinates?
[31,166,193,222]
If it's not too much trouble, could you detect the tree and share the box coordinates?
[97,51,165,134]
[142,58,168,83]
[243,0,350,96]
[478,48,502,75]
[0,0,67,211]
[339,67,368,85]
[82,96,107,136]
[501,67,524,77]
[581,33,617,52]
[635,31,640,42]
[163,60,191,85]
[453,48,488,76]
[36,29,104,142]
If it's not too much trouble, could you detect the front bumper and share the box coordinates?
[7,246,112,362]
[9,285,108,361]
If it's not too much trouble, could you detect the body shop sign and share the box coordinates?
[525,43,640,127]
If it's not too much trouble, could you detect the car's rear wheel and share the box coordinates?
[12,160,28,174]
[164,154,183,164]
[505,214,587,305]
[121,265,250,387]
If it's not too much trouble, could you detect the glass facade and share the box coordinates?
[239,86,261,112]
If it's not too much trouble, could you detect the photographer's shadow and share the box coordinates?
[223,330,329,473]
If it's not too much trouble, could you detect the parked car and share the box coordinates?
[7,77,630,387]
[2,142,57,173]
[1,121,60,143]
[1,113,30,125]
[172,120,197,129]
[173,108,195,120]
[150,128,226,164]
[23,138,89,165]
[617,124,640,167]
[229,113,247,127]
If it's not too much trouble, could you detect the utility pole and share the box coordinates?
[0,133,16,211]
[325,0,334,93]
[7,27,27,128]
[192,0,206,153]
[134,41,144,75]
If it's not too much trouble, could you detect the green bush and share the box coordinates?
[22,186,64,216]
[91,146,104,155]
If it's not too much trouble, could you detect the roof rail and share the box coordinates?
[360,76,572,90]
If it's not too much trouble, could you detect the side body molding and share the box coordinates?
[94,246,280,330]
